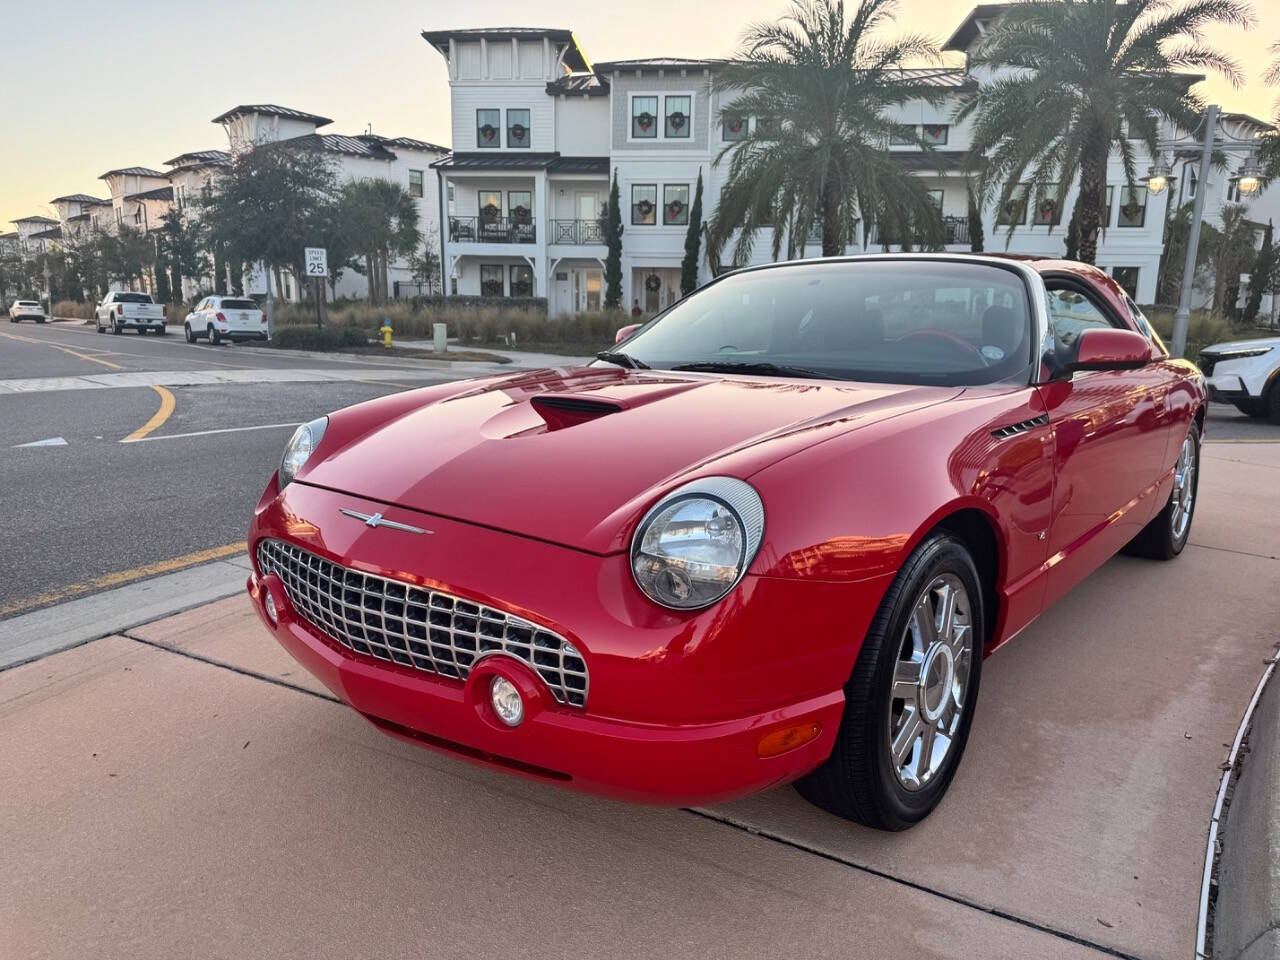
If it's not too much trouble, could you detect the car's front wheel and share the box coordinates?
[796,532,983,830]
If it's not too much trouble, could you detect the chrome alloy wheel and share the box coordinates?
[887,573,973,792]
[1170,433,1196,542]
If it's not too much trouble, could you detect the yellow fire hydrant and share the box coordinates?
[380,321,393,348]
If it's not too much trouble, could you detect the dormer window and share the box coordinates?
[665,96,691,138]
[507,109,531,148]
[632,97,658,139]
[477,109,501,147]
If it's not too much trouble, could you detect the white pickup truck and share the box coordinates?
[95,291,167,335]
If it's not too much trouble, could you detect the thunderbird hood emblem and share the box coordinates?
[339,508,432,534]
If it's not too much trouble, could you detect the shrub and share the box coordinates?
[411,295,546,313]
[270,325,369,351]
[1142,305,1230,356]
[52,300,94,319]
[271,301,623,348]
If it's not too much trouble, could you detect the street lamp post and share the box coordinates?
[1170,104,1219,359]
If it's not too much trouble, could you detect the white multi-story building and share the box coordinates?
[429,7,1276,314]
[210,104,449,300]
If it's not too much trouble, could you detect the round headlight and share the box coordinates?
[280,416,328,488]
[631,477,765,610]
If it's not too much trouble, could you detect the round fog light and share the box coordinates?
[490,676,524,727]
[264,591,278,625]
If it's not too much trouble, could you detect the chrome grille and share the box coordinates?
[256,538,588,708]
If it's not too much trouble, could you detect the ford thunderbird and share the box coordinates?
[246,255,1204,830]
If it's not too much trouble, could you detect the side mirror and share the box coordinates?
[1058,328,1152,377]
[615,322,641,344]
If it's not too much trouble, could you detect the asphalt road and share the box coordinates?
[1,319,1275,621]
[0,321,479,619]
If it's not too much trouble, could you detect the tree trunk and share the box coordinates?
[821,174,843,258]
[1076,124,1108,265]
[273,266,285,300]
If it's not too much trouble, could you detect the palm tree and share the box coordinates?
[958,0,1251,264]
[337,179,422,304]
[710,0,948,264]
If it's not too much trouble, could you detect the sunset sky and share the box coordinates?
[4,0,1277,227]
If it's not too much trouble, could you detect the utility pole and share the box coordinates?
[1171,104,1218,358]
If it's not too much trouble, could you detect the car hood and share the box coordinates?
[302,367,959,554]
[1203,337,1280,353]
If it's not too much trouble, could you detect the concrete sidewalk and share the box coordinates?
[2,440,1277,959]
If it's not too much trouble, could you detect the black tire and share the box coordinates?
[1267,380,1280,426]
[184,323,195,343]
[208,324,221,346]
[795,532,984,830]
[156,324,166,335]
[1124,421,1201,560]
[1233,400,1265,418]
[112,322,122,335]
[36,317,45,324]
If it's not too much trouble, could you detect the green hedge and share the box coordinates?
[270,325,369,351]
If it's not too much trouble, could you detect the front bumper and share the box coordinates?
[247,478,890,804]
[1206,374,1249,403]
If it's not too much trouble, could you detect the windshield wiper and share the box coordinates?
[669,360,833,379]
[595,350,650,369]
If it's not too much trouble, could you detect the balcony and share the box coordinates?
[866,215,970,248]
[448,216,536,245]
[549,219,606,245]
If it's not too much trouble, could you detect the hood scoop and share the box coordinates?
[530,394,623,431]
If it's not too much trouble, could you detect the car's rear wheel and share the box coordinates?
[112,322,122,335]
[1124,421,1200,560]
[796,532,983,831]
[208,324,221,346]
[1267,380,1280,425]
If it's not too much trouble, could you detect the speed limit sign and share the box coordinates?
[304,247,328,278]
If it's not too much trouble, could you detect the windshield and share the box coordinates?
[613,260,1035,386]
[116,293,153,303]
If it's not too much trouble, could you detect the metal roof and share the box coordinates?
[211,104,333,127]
[50,193,108,204]
[288,133,399,160]
[99,167,167,180]
[890,150,970,171]
[546,73,609,97]
[595,57,722,72]
[164,149,232,168]
[30,227,63,240]
[943,4,1012,52]
[0,231,18,240]
[432,151,560,170]
[363,134,450,154]
[66,214,91,222]
[548,156,609,174]
[125,187,175,203]
[421,28,590,73]
[11,215,58,224]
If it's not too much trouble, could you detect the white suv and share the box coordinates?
[8,300,46,323]
[1200,337,1280,422]
[184,296,268,345]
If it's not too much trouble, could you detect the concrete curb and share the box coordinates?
[1212,658,1280,960]
[0,555,252,671]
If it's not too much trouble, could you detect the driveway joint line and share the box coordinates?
[682,807,1148,960]
[121,632,342,704]
[1186,542,1278,561]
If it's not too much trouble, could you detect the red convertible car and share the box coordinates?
[247,255,1204,830]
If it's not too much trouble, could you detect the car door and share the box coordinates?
[194,298,210,332]
[1037,275,1167,607]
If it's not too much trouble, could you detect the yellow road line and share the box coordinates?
[0,542,247,619]
[121,385,176,442]
[0,330,124,370]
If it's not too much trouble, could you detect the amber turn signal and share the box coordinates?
[756,722,821,758]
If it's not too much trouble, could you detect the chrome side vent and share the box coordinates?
[991,413,1049,439]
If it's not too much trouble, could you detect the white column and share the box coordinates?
[533,170,549,297]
